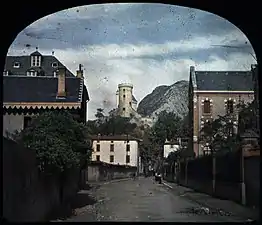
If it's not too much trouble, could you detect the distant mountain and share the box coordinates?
[137,80,189,119]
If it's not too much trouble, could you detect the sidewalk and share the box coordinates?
[162,180,259,221]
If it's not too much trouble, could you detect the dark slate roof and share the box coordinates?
[132,95,137,102]
[195,71,254,91]
[3,76,83,103]
[4,55,75,77]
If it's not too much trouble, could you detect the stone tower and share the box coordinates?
[118,83,134,117]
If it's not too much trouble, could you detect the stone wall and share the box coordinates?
[3,137,80,222]
[85,161,137,182]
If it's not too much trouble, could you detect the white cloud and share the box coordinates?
[7,4,256,120]
[29,46,254,120]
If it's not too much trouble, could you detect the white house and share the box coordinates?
[163,139,180,158]
[91,135,142,168]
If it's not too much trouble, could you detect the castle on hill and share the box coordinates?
[115,83,154,127]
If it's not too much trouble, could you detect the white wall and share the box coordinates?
[3,114,24,138]
[92,139,138,167]
[163,144,179,158]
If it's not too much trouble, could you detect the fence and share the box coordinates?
[167,149,259,208]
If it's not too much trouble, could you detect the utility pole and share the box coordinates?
[211,145,216,195]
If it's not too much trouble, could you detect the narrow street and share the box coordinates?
[62,178,251,222]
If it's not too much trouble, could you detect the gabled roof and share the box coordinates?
[30,51,42,56]
[3,76,87,104]
[4,55,75,77]
[195,71,253,91]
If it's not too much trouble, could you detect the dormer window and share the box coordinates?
[27,70,37,76]
[31,56,41,67]
[13,62,20,68]
[52,62,58,68]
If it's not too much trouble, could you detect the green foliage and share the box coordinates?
[14,111,92,174]
[151,111,184,145]
[89,108,137,136]
[238,101,258,134]
[200,114,240,154]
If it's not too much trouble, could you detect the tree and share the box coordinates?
[14,111,92,175]
[237,101,258,134]
[200,114,239,154]
[152,111,183,145]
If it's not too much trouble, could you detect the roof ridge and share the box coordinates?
[195,70,251,73]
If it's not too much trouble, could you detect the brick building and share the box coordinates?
[188,66,254,157]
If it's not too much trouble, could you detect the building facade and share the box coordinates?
[91,135,141,167]
[188,66,254,157]
[3,59,89,138]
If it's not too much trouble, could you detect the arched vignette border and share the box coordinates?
[0,0,261,118]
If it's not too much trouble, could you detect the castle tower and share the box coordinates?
[118,83,134,117]
[116,89,119,107]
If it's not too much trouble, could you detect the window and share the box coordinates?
[126,155,130,163]
[129,102,132,106]
[203,100,211,114]
[123,89,125,92]
[27,71,37,76]
[126,144,130,152]
[226,100,234,114]
[52,62,58,68]
[97,140,100,143]
[123,94,126,98]
[3,70,9,76]
[110,144,114,152]
[36,57,41,66]
[123,107,126,111]
[110,155,114,163]
[96,155,100,161]
[170,144,174,148]
[13,62,20,68]
[31,56,41,67]
[96,144,100,152]
[24,116,32,129]
[127,140,129,143]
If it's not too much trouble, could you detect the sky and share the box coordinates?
[7,3,256,120]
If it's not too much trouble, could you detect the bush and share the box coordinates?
[15,111,92,175]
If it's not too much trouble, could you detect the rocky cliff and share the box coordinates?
[137,80,189,119]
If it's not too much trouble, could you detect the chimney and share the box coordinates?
[52,51,55,56]
[57,67,66,98]
[76,64,84,78]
